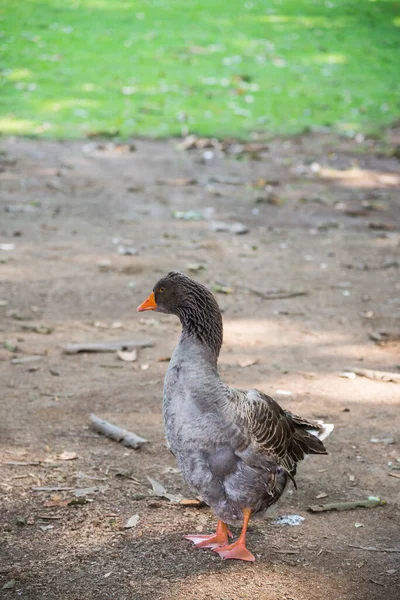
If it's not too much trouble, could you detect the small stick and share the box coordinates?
[32,487,75,492]
[64,341,153,354]
[5,461,42,466]
[308,498,386,512]
[351,545,400,554]
[11,356,44,365]
[369,580,385,587]
[388,472,400,479]
[348,367,400,384]
[242,286,309,300]
[41,392,75,398]
[90,414,148,449]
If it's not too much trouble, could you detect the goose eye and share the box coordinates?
[159,287,165,293]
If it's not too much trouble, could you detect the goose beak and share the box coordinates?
[137,291,157,312]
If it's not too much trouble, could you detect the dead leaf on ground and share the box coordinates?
[239,358,259,368]
[147,477,183,503]
[2,580,16,590]
[58,451,78,461]
[179,498,205,507]
[124,514,140,529]
[39,524,55,532]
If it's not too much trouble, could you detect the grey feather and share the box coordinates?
[148,272,333,524]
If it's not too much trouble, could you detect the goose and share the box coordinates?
[137,272,333,562]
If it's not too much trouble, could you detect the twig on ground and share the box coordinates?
[11,356,44,365]
[348,367,400,384]
[5,461,42,466]
[32,487,75,492]
[90,413,148,449]
[64,341,153,354]
[308,498,386,512]
[348,545,400,553]
[242,286,309,300]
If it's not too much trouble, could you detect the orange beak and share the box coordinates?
[137,291,157,312]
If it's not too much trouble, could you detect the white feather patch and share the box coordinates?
[307,421,334,441]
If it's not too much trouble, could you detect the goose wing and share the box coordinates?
[226,388,329,481]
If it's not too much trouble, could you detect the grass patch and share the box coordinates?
[1,0,399,138]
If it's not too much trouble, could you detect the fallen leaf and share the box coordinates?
[39,524,55,531]
[147,477,167,496]
[239,358,259,368]
[124,514,140,529]
[147,477,183,503]
[179,498,204,506]
[59,451,78,461]
[2,580,16,590]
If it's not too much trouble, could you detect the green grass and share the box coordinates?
[0,0,399,139]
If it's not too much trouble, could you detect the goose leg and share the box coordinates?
[213,508,255,562]
[184,520,232,549]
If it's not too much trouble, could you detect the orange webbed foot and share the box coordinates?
[213,541,255,562]
[184,521,232,549]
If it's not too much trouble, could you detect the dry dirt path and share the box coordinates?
[1,133,399,599]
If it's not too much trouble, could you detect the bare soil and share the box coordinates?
[1,131,399,600]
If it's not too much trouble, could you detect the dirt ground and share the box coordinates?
[1,131,399,600]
